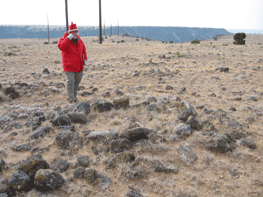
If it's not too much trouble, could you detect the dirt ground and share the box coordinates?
[0,34,263,197]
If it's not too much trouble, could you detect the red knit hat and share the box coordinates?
[68,22,78,33]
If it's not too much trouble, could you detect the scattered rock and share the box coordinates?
[215,67,229,72]
[9,170,30,191]
[56,130,83,150]
[106,151,135,168]
[42,68,50,74]
[225,130,247,140]
[147,102,166,113]
[178,109,193,122]
[102,92,111,98]
[51,160,70,173]
[12,144,32,152]
[201,120,215,131]
[3,87,19,99]
[186,115,201,130]
[109,139,132,153]
[34,169,65,190]
[74,102,91,115]
[87,131,117,144]
[154,162,178,174]
[125,190,144,197]
[204,134,235,153]
[92,100,113,112]
[77,156,89,167]
[18,154,50,179]
[28,126,50,140]
[113,97,129,110]
[91,146,99,155]
[73,167,98,183]
[67,113,88,124]
[173,123,193,139]
[177,87,186,94]
[118,127,152,142]
[238,138,257,149]
[178,146,198,165]
[51,116,71,127]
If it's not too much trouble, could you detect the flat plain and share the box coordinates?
[0,34,263,197]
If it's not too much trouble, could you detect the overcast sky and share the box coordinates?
[1,0,263,32]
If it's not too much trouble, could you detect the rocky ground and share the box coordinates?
[0,34,263,197]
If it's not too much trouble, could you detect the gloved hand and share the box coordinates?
[67,34,74,40]
[84,60,87,65]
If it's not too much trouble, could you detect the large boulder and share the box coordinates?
[34,169,65,190]
[18,154,50,179]
[56,130,83,150]
[8,170,30,191]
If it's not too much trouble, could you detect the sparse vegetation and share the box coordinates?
[191,39,200,44]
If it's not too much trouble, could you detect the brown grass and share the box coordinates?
[0,34,263,196]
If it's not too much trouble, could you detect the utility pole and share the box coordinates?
[118,21,119,37]
[47,14,50,44]
[99,0,102,44]
[65,0,69,31]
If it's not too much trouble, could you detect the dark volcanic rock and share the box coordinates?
[28,126,50,140]
[118,127,152,142]
[92,100,113,112]
[106,151,135,168]
[125,190,144,197]
[238,138,257,149]
[109,139,132,153]
[87,131,117,144]
[173,123,193,139]
[178,145,198,165]
[3,87,19,99]
[51,160,70,173]
[12,144,32,152]
[9,170,30,191]
[113,97,129,110]
[51,115,71,127]
[56,130,83,150]
[153,162,178,174]
[77,156,89,167]
[186,115,201,130]
[203,134,235,153]
[34,169,65,190]
[18,154,50,179]
[74,101,91,115]
[215,67,229,72]
[67,113,88,124]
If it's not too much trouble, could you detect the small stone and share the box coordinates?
[77,156,89,167]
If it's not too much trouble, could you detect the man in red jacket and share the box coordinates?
[58,22,88,103]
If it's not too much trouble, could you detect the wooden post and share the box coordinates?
[99,0,102,44]
[47,15,50,44]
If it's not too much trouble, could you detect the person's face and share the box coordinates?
[72,31,79,39]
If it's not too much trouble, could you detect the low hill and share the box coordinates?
[0,25,231,43]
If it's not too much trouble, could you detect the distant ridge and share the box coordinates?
[0,25,231,43]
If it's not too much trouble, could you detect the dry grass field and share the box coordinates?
[0,33,263,197]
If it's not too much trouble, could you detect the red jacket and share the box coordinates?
[58,32,87,72]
